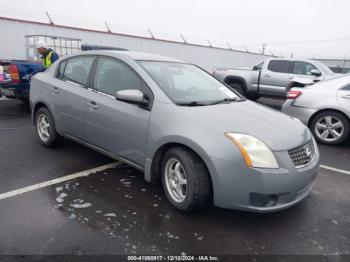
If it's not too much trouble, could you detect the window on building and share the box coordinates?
[25,35,82,61]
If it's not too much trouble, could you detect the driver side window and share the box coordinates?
[292,62,318,76]
[94,57,143,96]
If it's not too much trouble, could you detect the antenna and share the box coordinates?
[180,34,187,44]
[226,42,232,50]
[45,11,54,25]
[105,21,112,33]
[261,43,266,55]
[244,46,249,52]
[207,39,213,47]
[147,29,155,39]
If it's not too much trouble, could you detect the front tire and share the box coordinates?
[246,92,260,101]
[35,107,61,147]
[229,83,245,96]
[161,147,211,213]
[310,111,349,145]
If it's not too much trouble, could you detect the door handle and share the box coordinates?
[51,87,59,94]
[341,94,350,99]
[87,101,99,110]
[263,74,271,78]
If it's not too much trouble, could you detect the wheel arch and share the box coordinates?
[146,141,215,198]
[32,101,51,124]
[308,108,350,127]
[224,76,248,91]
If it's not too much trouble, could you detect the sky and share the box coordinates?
[0,0,350,58]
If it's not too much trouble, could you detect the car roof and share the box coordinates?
[269,57,318,63]
[67,50,186,63]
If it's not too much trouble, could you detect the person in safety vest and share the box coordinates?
[36,40,59,70]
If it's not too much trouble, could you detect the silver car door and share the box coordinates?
[85,57,152,167]
[53,56,95,139]
[259,60,293,95]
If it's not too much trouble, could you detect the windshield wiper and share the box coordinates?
[176,101,208,106]
[209,97,241,105]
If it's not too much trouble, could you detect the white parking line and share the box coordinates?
[0,162,120,201]
[320,165,350,176]
[0,161,347,201]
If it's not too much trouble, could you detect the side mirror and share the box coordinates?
[116,89,148,105]
[310,69,321,77]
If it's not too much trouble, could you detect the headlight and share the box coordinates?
[225,133,279,169]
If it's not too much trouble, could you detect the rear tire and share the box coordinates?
[310,111,349,145]
[35,107,61,147]
[161,147,211,213]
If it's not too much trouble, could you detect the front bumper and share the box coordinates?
[0,82,30,99]
[212,140,320,212]
[0,87,17,98]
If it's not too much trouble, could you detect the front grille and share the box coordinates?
[288,140,315,168]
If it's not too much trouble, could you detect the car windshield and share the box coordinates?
[313,61,334,75]
[139,61,240,105]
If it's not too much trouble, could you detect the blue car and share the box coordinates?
[0,60,43,101]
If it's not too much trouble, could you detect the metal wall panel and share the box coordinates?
[0,17,270,71]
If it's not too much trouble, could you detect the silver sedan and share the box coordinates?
[30,51,320,213]
[282,75,350,145]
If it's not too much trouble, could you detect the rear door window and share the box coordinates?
[60,56,95,86]
[267,60,290,73]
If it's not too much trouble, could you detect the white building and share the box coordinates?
[1,16,349,73]
[0,16,269,71]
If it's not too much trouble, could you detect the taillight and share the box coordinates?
[8,64,20,83]
[287,90,302,99]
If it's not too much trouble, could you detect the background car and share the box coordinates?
[0,60,43,102]
[213,58,338,100]
[282,75,350,145]
[30,51,320,213]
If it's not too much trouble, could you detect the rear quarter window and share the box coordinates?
[342,84,350,91]
[57,60,67,80]
[57,56,95,86]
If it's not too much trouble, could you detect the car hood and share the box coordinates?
[179,101,311,151]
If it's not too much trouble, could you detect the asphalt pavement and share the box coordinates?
[0,99,349,259]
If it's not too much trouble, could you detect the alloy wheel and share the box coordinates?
[315,116,344,142]
[164,158,188,203]
[37,114,50,142]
